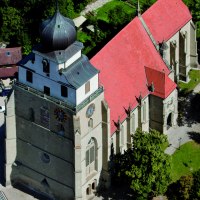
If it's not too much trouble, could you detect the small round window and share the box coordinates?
[41,153,50,163]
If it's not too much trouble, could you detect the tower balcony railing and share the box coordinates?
[14,81,104,113]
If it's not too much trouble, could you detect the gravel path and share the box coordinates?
[81,0,113,15]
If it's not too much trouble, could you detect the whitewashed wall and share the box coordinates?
[76,74,99,105]
[18,67,76,105]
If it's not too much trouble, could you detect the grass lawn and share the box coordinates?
[178,69,200,93]
[171,141,200,182]
[96,0,135,22]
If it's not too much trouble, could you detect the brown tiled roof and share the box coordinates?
[0,47,22,66]
[0,66,18,78]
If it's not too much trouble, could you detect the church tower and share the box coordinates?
[5,7,110,200]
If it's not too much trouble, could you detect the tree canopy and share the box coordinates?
[111,129,171,200]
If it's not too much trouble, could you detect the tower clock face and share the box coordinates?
[86,103,95,118]
[54,108,67,122]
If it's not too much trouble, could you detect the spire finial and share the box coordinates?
[137,0,141,16]
[56,0,59,11]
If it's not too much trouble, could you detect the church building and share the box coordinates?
[4,0,198,199]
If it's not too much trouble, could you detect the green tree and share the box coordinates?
[107,5,134,28]
[125,129,171,199]
[191,169,200,199]
[0,6,23,44]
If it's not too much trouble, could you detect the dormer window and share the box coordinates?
[42,59,50,75]
[6,51,11,56]
[85,81,90,94]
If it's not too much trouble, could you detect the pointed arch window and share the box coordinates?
[143,102,146,122]
[86,138,97,176]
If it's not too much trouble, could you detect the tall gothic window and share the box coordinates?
[86,138,97,176]
[143,102,146,122]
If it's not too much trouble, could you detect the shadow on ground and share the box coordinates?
[178,93,200,126]
[188,131,200,144]
[0,124,5,185]
[96,185,134,200]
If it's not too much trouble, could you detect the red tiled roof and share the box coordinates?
[145,66,177,99]
[91,17,173,134]
[142,0,192,43]
[0,66,18,78]
[0,47,22,66]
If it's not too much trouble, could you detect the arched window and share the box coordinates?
[88,118,93,128]
[86,138,97,176]
[143,102,146,122]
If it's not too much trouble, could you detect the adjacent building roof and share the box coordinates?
[62,55,99,89]
[142,0,192,43]
[91,17,175,134]
[0,66,18,78]
[0,47,22,66]
[145,66,177,99]
[34,41,83,64]
[73,16,87,28]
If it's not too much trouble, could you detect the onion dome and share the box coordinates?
[40,11,76,51]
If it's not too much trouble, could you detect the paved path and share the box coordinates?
[164,123,200,155]
[81,0,113,15]
[0,185,37,200]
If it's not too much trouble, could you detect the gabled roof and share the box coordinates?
[142,0,192,43]
[91,17,172,134]
[0,47,22,66]
[145,66,177,99]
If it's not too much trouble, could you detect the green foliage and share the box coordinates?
[191,170,200,199]
[0,7,23,43]
[167,169,200,199]
[107,5,133,28]
[96,1,135,23]
[179,175,193,199]
[126,129,171,199]
[111,129,171,199]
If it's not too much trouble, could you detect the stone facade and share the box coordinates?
[163,20,198,82]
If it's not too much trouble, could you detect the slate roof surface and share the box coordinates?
[62,55,99,89]
[0,47,22,66]
[91,17,175,134]
[142,0,192,43]
[34,41,83,64]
